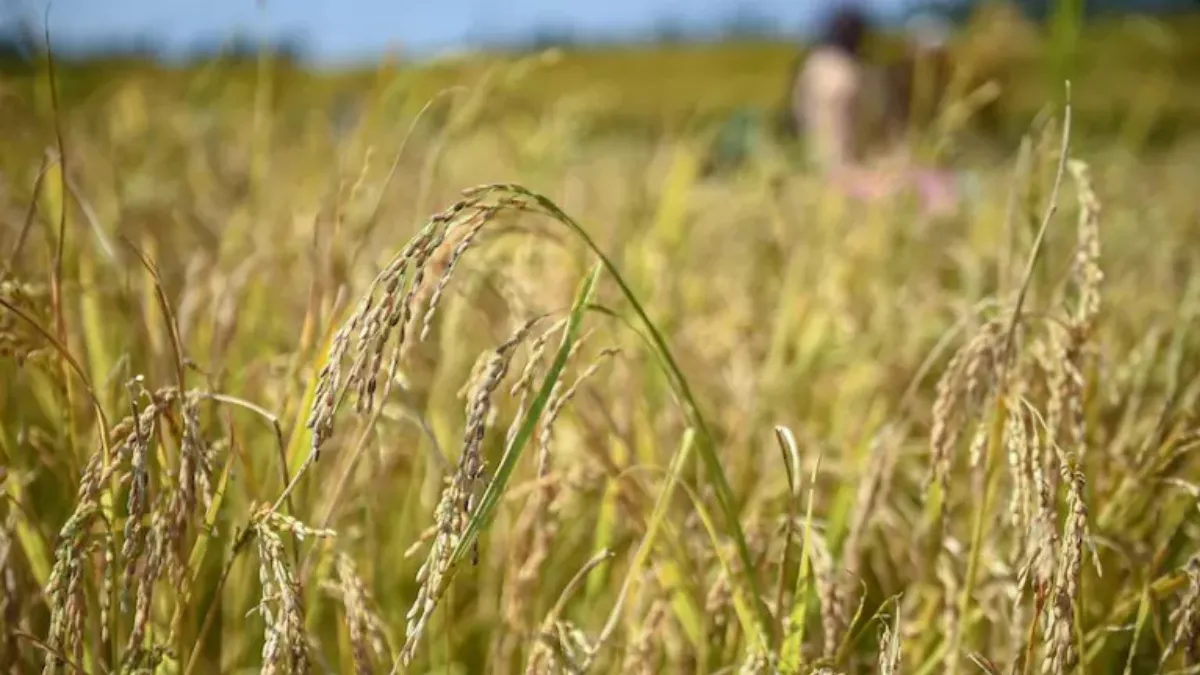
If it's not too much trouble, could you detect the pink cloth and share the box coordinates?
[829,165,960,217]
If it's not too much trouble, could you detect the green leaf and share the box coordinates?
[471,184,774,641]
[447,262,601,570]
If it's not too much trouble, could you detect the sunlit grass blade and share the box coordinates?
[1121,582,1153,675]
[585,439,622,602]
[774,425,802,650]
[781,434,821,670]
[447,262,600,569]
[466,183,773,638]
[593,429,696,661]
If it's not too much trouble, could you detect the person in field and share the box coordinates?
[792,6,869,171]
[792,5,962,217]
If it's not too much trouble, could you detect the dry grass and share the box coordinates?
[3,21,1200,675]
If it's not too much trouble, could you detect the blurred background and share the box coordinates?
[3,0,1200,146]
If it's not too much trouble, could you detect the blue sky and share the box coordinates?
[1,0,932,64]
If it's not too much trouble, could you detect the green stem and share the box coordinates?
[949,394,1008,674]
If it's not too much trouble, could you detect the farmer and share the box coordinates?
[792,5,963,217]
[792,5,870,171]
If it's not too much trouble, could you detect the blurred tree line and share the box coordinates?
[3,0,1200,68]
[0,23,309,73]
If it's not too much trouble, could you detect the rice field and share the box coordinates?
[3,9,1200,675]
